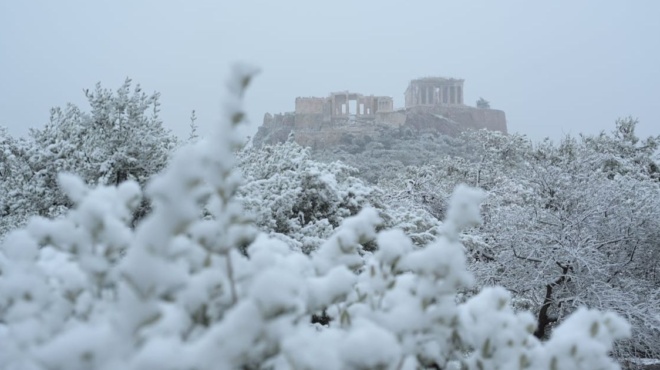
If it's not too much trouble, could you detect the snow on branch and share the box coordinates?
[0,65,630,370]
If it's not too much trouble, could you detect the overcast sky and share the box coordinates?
[1,0,658,143]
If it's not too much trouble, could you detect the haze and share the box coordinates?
[1,0,658,142]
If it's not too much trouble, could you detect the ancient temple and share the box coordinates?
[295,92,393,118]
[404,77,464,107]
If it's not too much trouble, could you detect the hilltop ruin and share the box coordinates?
[253,77,507,149]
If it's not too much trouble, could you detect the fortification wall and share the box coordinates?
[253,105,508,149]
[294,113,331,129]
[407,105,507,134]
[439,106,507,133]
[375,111,407,128]
[295,97,327,114]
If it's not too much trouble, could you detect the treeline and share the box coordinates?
[0,75,658,367]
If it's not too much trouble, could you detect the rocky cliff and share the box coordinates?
[252,105,507,149]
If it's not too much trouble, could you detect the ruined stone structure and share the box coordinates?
[295,92,393,118]
[254,76,507,149]
[405,77,464,107]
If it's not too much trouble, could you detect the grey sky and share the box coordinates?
[1,0,658,142]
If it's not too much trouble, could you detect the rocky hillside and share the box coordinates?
[252,105,506,149]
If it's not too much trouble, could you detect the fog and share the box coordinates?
[1,0,658,142]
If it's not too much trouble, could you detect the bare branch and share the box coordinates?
[511,246,543,263]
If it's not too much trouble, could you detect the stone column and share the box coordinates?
[331,95,336,116]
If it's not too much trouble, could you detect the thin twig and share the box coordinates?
[226,252,238,305]
[511,246,543,263]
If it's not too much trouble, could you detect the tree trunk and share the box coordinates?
[534,262,570,339]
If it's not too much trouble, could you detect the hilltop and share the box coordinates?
[253,76,507,149]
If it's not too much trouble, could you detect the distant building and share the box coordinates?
[255,76,507,149]
[405,77,465,107]
[295,92,393,118]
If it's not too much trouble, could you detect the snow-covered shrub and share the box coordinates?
[0,65,631,369]
[237,137,382,253]
[238,139,444,249]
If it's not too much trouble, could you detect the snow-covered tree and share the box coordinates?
[476,97,490,109]
[0,79,178,235]
[0,65,632,370]
[32,78,178,187]
[473,128,660,359]
[237,136,383,253]
[0,128,41,235]
[315,123,659,361]
[582,116,660,181]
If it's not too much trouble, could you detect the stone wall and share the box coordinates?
[252,105,507,149]
[408,105,507,134]
[295,97,328,114]
[294,113,331,129]
[375,111,407,128]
